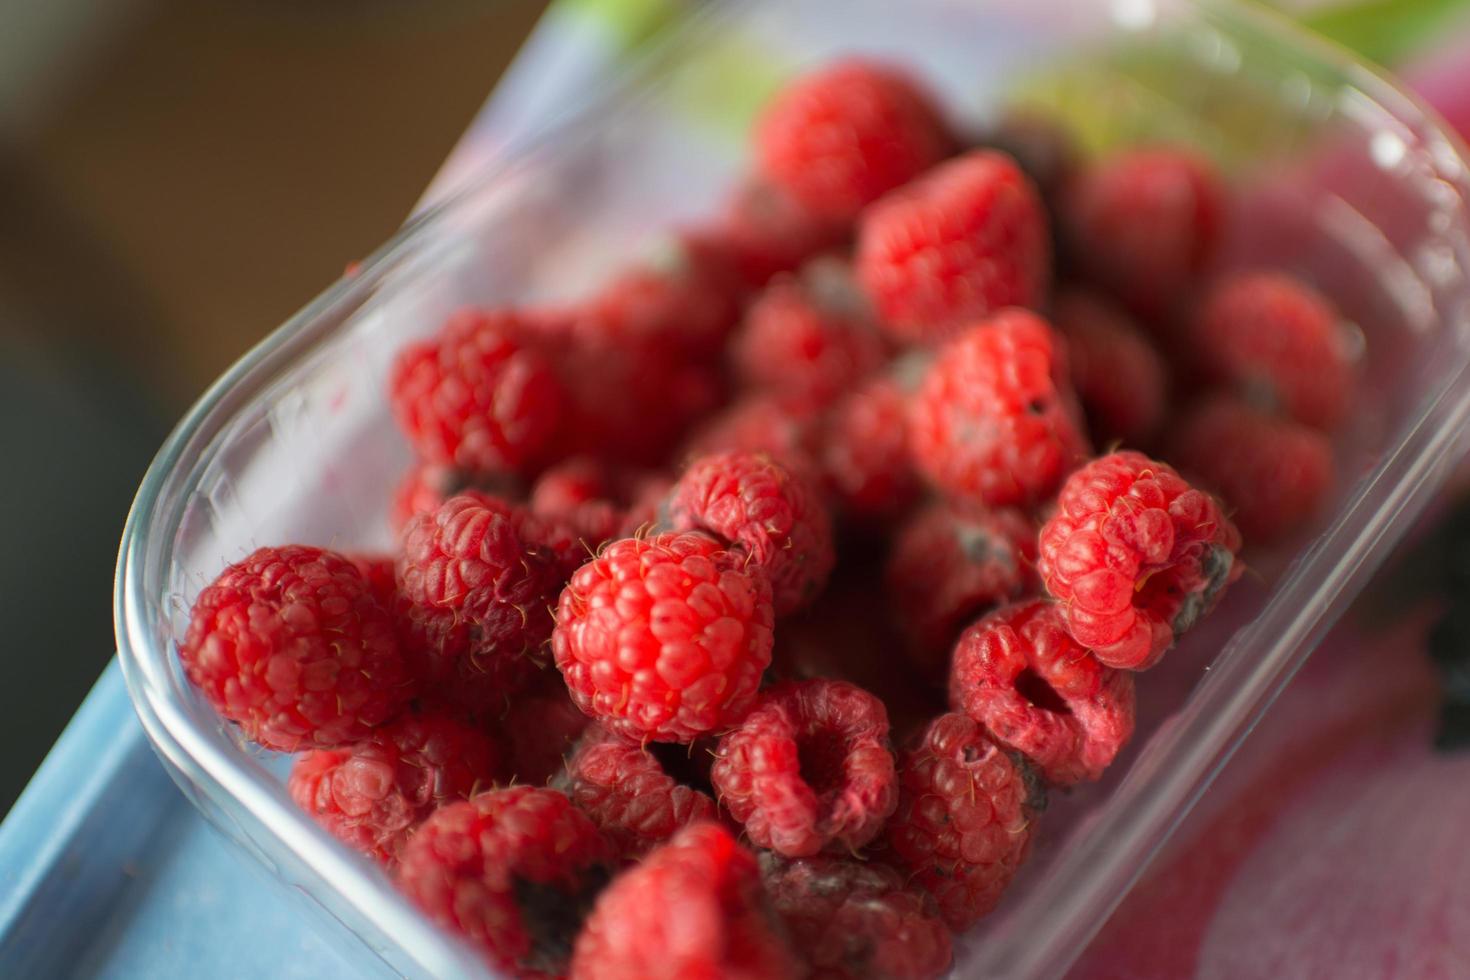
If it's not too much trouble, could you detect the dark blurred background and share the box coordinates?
[0,0,548,814]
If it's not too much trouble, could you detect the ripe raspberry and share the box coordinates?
[887,501,1039,679]
[819,376,921,522]
[396,786,614,978]
[683,392,823,468]
[397,494,568,714]
[909,310,1090,508]
[760,853,952,980]
[755,59,951,222]
[389,462,522,534]
[180,545,409,751]
[883,712,1043,929]
[664,451,836,616]
[389,308,564,474]
[856,150,1050,345]
[1062,148,1224,319]
[557,728,720,860]
[530,457,625,553]
[1037,451,1242,669]
[616,472,676,539]
[1053,288,1167,446]
[711,679,897,857]
[569,822,800,980]
[949,600,1135,785]
[732,261,887,407]
[288,712,501,864]
[552,532,775,743]
[348,553,398,609]
[717,178,851,288]
[1168,395,1334,545]
[497,670,591,787]
[1193,270,1352,430]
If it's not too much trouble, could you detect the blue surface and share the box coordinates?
[0,663,356,978]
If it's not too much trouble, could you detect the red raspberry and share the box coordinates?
[1053,288,1167,446]
[760,853,953,980]
[348,553,398,609]
[397,494,568,713]
[389,308,564,474]
[530,457,626,554]
[1193,270,1352,430]
[819,376,921,522]
[497,670,591,787]
[552,532,774,743]
[755,59,951,222]
[909,310,1090,508]
[711,679,897,857]
[396,786,614,978]
[949,600,1135,784]
[664,451,836,616]
[856,150,1050,345]
[716,178,851,288]
[883,712,1043,929]
[389,462,522,534]
[180,545,409,751]
[1062,148,1224,319]
[557,728,720,860]
[683,392,823,467]
[1168,395,1334,545]
[569,822,800,980]
[1037,451,1242,669]
[616,472,677,539]
[887,501,1039,680]
[288,712,501,864]
[732,261,887,407]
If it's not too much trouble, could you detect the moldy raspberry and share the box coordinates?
[711,678,897,857]
[569,822,800,980]
[1053,288,1168,446]
[819,376,921,523]
[396,786,614,978]
[909,310,1090,509]
[1037,451,1242,669]
[552,532,774,743]
[180,545,409,752]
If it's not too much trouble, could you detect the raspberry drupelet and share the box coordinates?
[179,545,410,752]
[819,376,921,523]
[949,601,1135,784]
[1037,451,1242,669]
[711,678,898,857]
[1193,270,1352,431]
[887,501,1039,680]
[288,712,501,864]
[396,786,614,978]
[857,149,1052,345]
[663,451,836,616]
[1053,288,1168,446]
[883,712,1044,930]
[389,308,565,474]
[552,532,775,743]
[909,310,1090,509]
[760,853,953,980]
[755,59,952,222]
[569,822,800,980]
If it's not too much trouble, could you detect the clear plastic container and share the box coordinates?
[114,1,1470,977]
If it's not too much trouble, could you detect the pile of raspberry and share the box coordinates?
[178,59,1356,979]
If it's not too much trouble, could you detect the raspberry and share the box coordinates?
[180,545,409,751]
[530,457,626,553]
[396,786,614,978]
[755,59,951,222]
[1168,395,1334,545]
[664,451,836,616]
[760,853,952,980]
[683,392,823,467]
[981,109,1078,201]
[389,462,523,534]
[569,822,800,980]
[711,679,897,857]
[348,553,398,609]
[1053,288,1167,446]
[856,150,1050,345]
[616,472,677,539]
[732,261,887,407]
[949,600,1135,784]
[909,310,1090,508]
[887,501,1039,679]
[552,532,775,743]
[397,494,569,713]
[883,712,1043,929]
[557,727,720,860]
[288,712,501,864]
[1037,451,1242,669]
[389,308,564,474]
[1062,148,1224,319]
[497,670,592,787]
[1193,270,1352,430]
[717,178,851,288]
[819,376,921,523]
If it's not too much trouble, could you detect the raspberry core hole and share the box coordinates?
[648,740,716,796]
[797,727,850,794]
[1014,668,1070,715]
